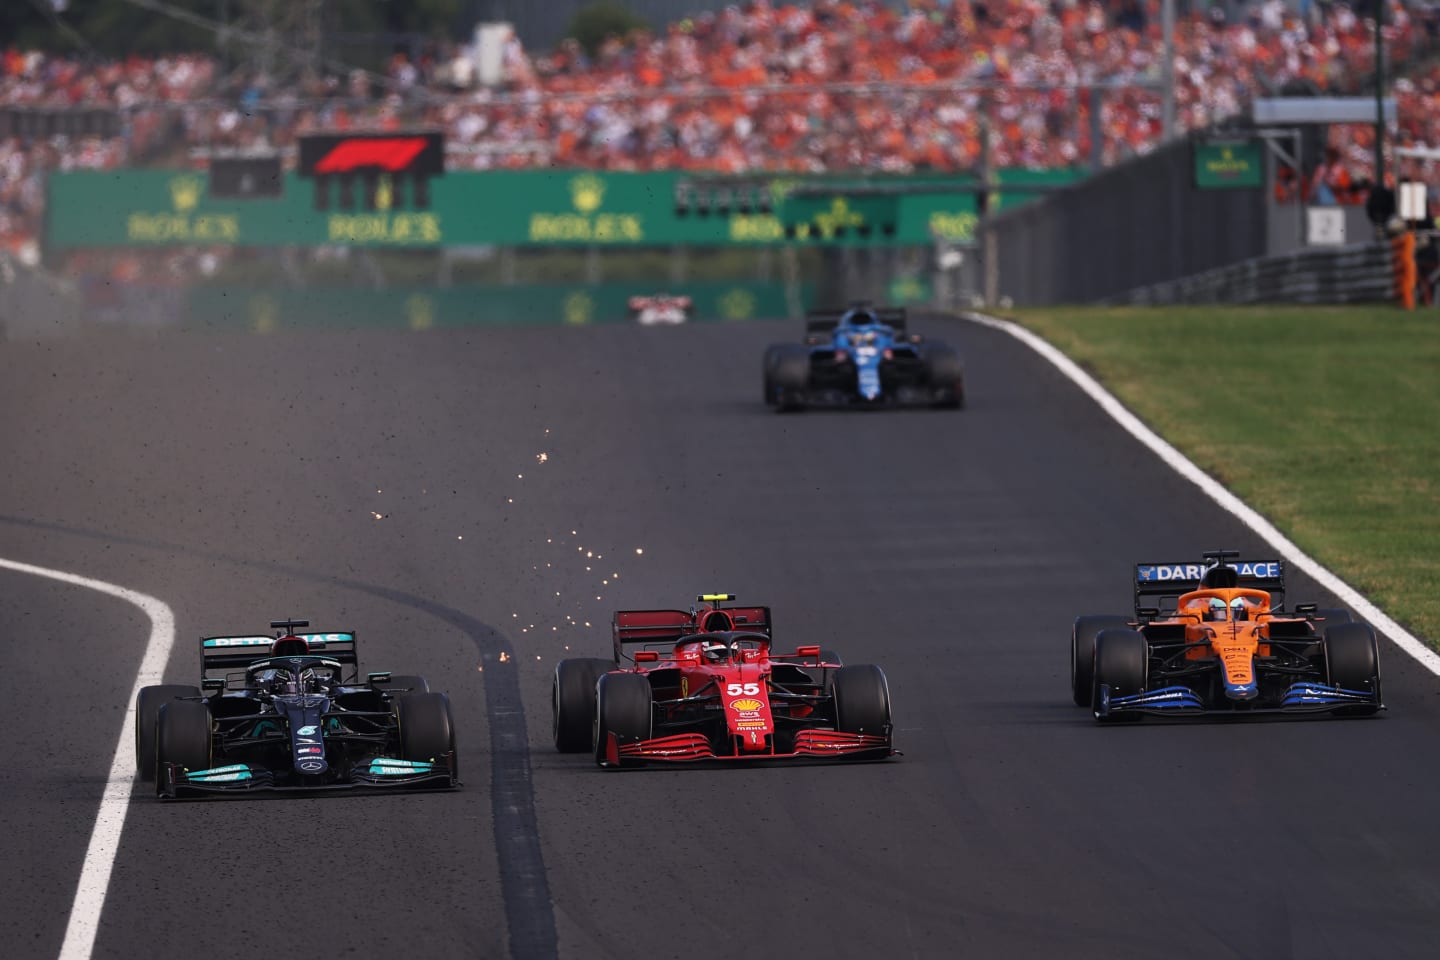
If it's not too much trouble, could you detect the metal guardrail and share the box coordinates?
[1102,240,1395,306]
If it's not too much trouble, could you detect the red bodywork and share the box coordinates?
[600,600,892,765]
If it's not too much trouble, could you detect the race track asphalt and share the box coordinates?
[2,314,1439,960]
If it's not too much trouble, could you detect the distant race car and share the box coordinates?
[1071,551,1383,721]
[628,294,693,325]
[762,302,964,409]
[552,594,895,767]
[134,619,458,798]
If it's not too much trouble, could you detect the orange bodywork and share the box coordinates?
[1172,587,1278,691]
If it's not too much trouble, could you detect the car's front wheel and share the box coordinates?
[155,699,212,787]
[593,673,653,768]
[136,684,201,782]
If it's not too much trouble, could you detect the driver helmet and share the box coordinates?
[1205,597,1228,621]
[701,640,729,663]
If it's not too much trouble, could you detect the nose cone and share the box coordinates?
[1224,681,1259,701]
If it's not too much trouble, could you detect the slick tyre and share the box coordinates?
[398,692,457,767]
[767,344,810,411]
[155,699,212,782]
[1313,608,1352,627]
[136,684,201,783]
[1093,629,1148,721]
[1071,616,1130,707]
[831,664,892,737]
[922,344,965,409]
[593,673,653,767]
[553,657,612,752]
[388,675,430,694]
[1324,622,1381,714]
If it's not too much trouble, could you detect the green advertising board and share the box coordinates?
[184,281,809,331]
[46,168,1082,250]
[1193,141,1263,189]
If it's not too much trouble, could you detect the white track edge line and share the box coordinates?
[0,557,176,960]
[962,311,1440,676]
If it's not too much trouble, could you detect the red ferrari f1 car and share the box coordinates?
[552,594,894,767]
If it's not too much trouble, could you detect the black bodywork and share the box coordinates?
[149,622,457,798]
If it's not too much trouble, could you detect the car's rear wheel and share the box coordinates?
[155,699,212,783]
[1325,622,1381,715]
[135,684,201,782]
[1071,616,1130,707]
[593,673,653,767]
[398,692,456,768]
[553,657,612,752]
[831,664,892,737]
[1093,629,1148,721]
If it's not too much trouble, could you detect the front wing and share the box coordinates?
[157,753,459,798]
[1094,681,1383,720]
[600,730,893,766]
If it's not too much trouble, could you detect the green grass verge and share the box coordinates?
[1010,305,1440,646]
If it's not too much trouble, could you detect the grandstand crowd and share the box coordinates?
[3,0,1440,261]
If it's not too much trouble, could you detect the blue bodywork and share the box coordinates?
[813,307,905,401]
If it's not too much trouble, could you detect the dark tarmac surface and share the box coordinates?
[3,315,1438,960]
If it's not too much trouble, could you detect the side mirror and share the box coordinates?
[202,678,226,693]
[796,645,822,659]
[1295,603,1318,617]
[1136,607,1159,619]
[633,650,660,663]
[368,671,393,685]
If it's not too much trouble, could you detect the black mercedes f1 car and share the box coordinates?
[134,619,457,798]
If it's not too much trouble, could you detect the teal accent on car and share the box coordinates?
[368,759,434,775]
[202,636,272,648]
[185,764,254,782]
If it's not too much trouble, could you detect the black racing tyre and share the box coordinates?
[553,657,612,752]
[387,674,430,694]
[767,343,810,411]
[922,344,965,409]
[819,649,843,666]
[1093,629,1148,718]
[1313,608,1352,628]
[135,684,201,782]
[593,672,653,767]
[399,692,457,769]
[155,699,212,781]
[831,664,892,736]
[1071,616,1130,707]
[1325,622,1380,696]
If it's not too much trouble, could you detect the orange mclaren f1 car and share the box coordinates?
[1071,551,1383,720]
[552,594,895,767]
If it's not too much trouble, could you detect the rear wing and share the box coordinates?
[805,306,907,335]
[200,631,359,681]
[1134,557,1286,617]
[612,606,772,662]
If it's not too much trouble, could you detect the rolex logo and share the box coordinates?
[170,175,202,213]
[569,174,605,214]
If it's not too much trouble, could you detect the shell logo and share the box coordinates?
[731,698,764,712]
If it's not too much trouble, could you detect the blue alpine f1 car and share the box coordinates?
[134,619,457,798]
[762,302,964,410]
